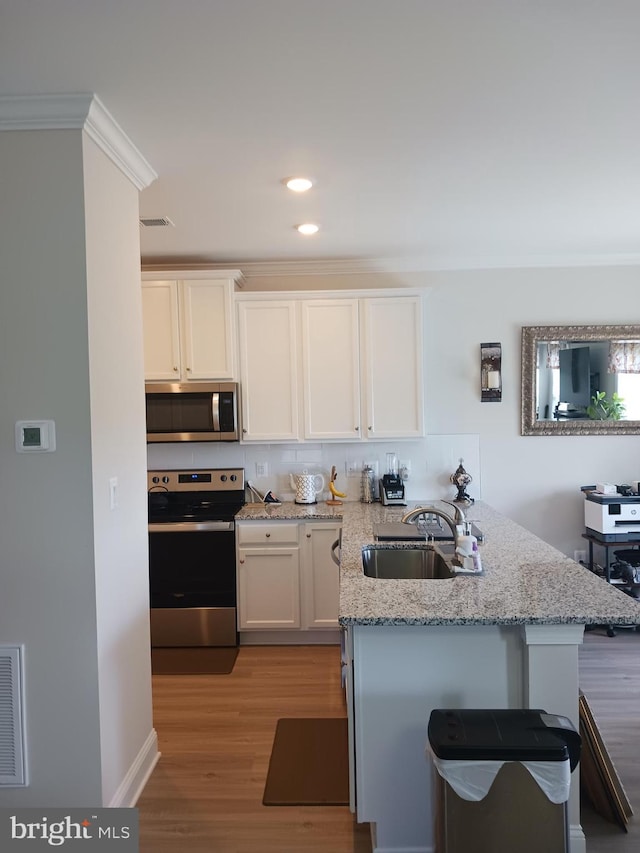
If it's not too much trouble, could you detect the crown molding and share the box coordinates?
[0,93,156,190]
[240,259,383,277]
[141,267,245,287]
[85,96,157,190]
[143,251,640,278]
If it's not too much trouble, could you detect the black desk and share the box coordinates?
[582,532,640,583]
[582,532,640,636]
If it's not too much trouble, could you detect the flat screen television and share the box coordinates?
[559,346,591,409]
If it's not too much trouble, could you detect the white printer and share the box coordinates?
[584,491,640,541]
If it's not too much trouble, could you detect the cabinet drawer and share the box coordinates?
[237,523,299,546]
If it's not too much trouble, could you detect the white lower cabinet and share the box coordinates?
[236,520,341,634]
[301,522,341,629]
[237,523,300,629]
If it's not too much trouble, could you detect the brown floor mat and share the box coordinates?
[151,646,239,675]
[263,717,349,806]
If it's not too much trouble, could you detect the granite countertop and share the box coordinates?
[236,499,640,627]
[236,502,343,521]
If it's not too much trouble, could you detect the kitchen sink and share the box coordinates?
[362,544,455,580]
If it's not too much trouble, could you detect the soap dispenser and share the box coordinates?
[456,522,482,573]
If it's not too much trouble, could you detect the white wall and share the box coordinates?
[148,265,640,559]
[83,136,154,806]
[422,265,640,555]
[0,126,154,807]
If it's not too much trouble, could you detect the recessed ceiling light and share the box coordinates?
[285,177,314,192]
[296,223,320,235]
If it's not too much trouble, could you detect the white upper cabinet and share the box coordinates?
[301,299,361,440]
[237,300,299,441]
[142,270,242,381]
[236,290,424,442]
[362,295,424,438]
[180,279,235,379]
[141,280,181,381]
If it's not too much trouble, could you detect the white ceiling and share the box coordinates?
[3,0,640,272]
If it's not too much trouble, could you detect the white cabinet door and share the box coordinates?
[237,547,300,629]
[142,272,239,382]
[301,300,361,440]
[238,300,299,441]
[141,281,181,380]
[235,291,424,442]
[361,295,424,438]
[180,279,235,379]
[301,522,341,629]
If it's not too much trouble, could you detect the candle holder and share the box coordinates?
[481,342,502,402]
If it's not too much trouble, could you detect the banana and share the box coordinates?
[329,480,347,499]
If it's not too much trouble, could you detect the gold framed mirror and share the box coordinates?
[521,325,640,435]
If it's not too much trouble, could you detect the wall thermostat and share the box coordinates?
[15,420,56,453]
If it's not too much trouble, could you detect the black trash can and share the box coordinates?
[427,709,581,853]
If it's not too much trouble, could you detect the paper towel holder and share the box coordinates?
[481,342,502,402]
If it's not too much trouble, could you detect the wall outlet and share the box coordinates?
[399,460,411,480]
[346,461,361,478]
[255,462,269,478]
[573,550,587,564]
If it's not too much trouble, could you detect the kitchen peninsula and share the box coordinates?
[238,499,640,853]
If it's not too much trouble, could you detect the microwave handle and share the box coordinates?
[212,392,220,431]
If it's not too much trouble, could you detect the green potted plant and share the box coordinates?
[586,391,626,420]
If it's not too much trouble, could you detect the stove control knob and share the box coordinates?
[162,476,170,484]
[221,475,227,482]
[152,476,160,484]
[230,474,237,482]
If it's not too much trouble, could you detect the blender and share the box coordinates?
[379,453,406,506]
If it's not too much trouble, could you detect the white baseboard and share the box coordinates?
[240,629,340,645]
[370,821,432,853]
[569,824,586,853]
[108,727,160,807]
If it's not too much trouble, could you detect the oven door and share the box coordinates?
[148,520,238,647]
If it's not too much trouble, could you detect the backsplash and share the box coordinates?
[147,434,481,504]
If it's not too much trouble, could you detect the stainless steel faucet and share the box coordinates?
[401,501,468,569]
[400,500,466,541]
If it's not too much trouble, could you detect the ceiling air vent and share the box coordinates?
[139,216,174,228]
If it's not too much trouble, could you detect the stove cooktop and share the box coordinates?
[148,468,245,523]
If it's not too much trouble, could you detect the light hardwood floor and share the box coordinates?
[138,645,370,853]
[138,632,639,852]
[578,627,640,852]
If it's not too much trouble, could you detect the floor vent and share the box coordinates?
[139,216,174,227]
[0,646,27,786]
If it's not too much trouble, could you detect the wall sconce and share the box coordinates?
[480,342,502,402]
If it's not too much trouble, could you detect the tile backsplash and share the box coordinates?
[147,434,481,504]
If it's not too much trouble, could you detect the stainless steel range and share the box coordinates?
[147,468,245,648]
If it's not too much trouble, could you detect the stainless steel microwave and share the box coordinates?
[145,382,240,443]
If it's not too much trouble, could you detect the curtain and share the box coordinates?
[608,341,640,374]
[545,342,561,369]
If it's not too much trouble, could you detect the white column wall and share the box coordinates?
[82,135,155,806]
